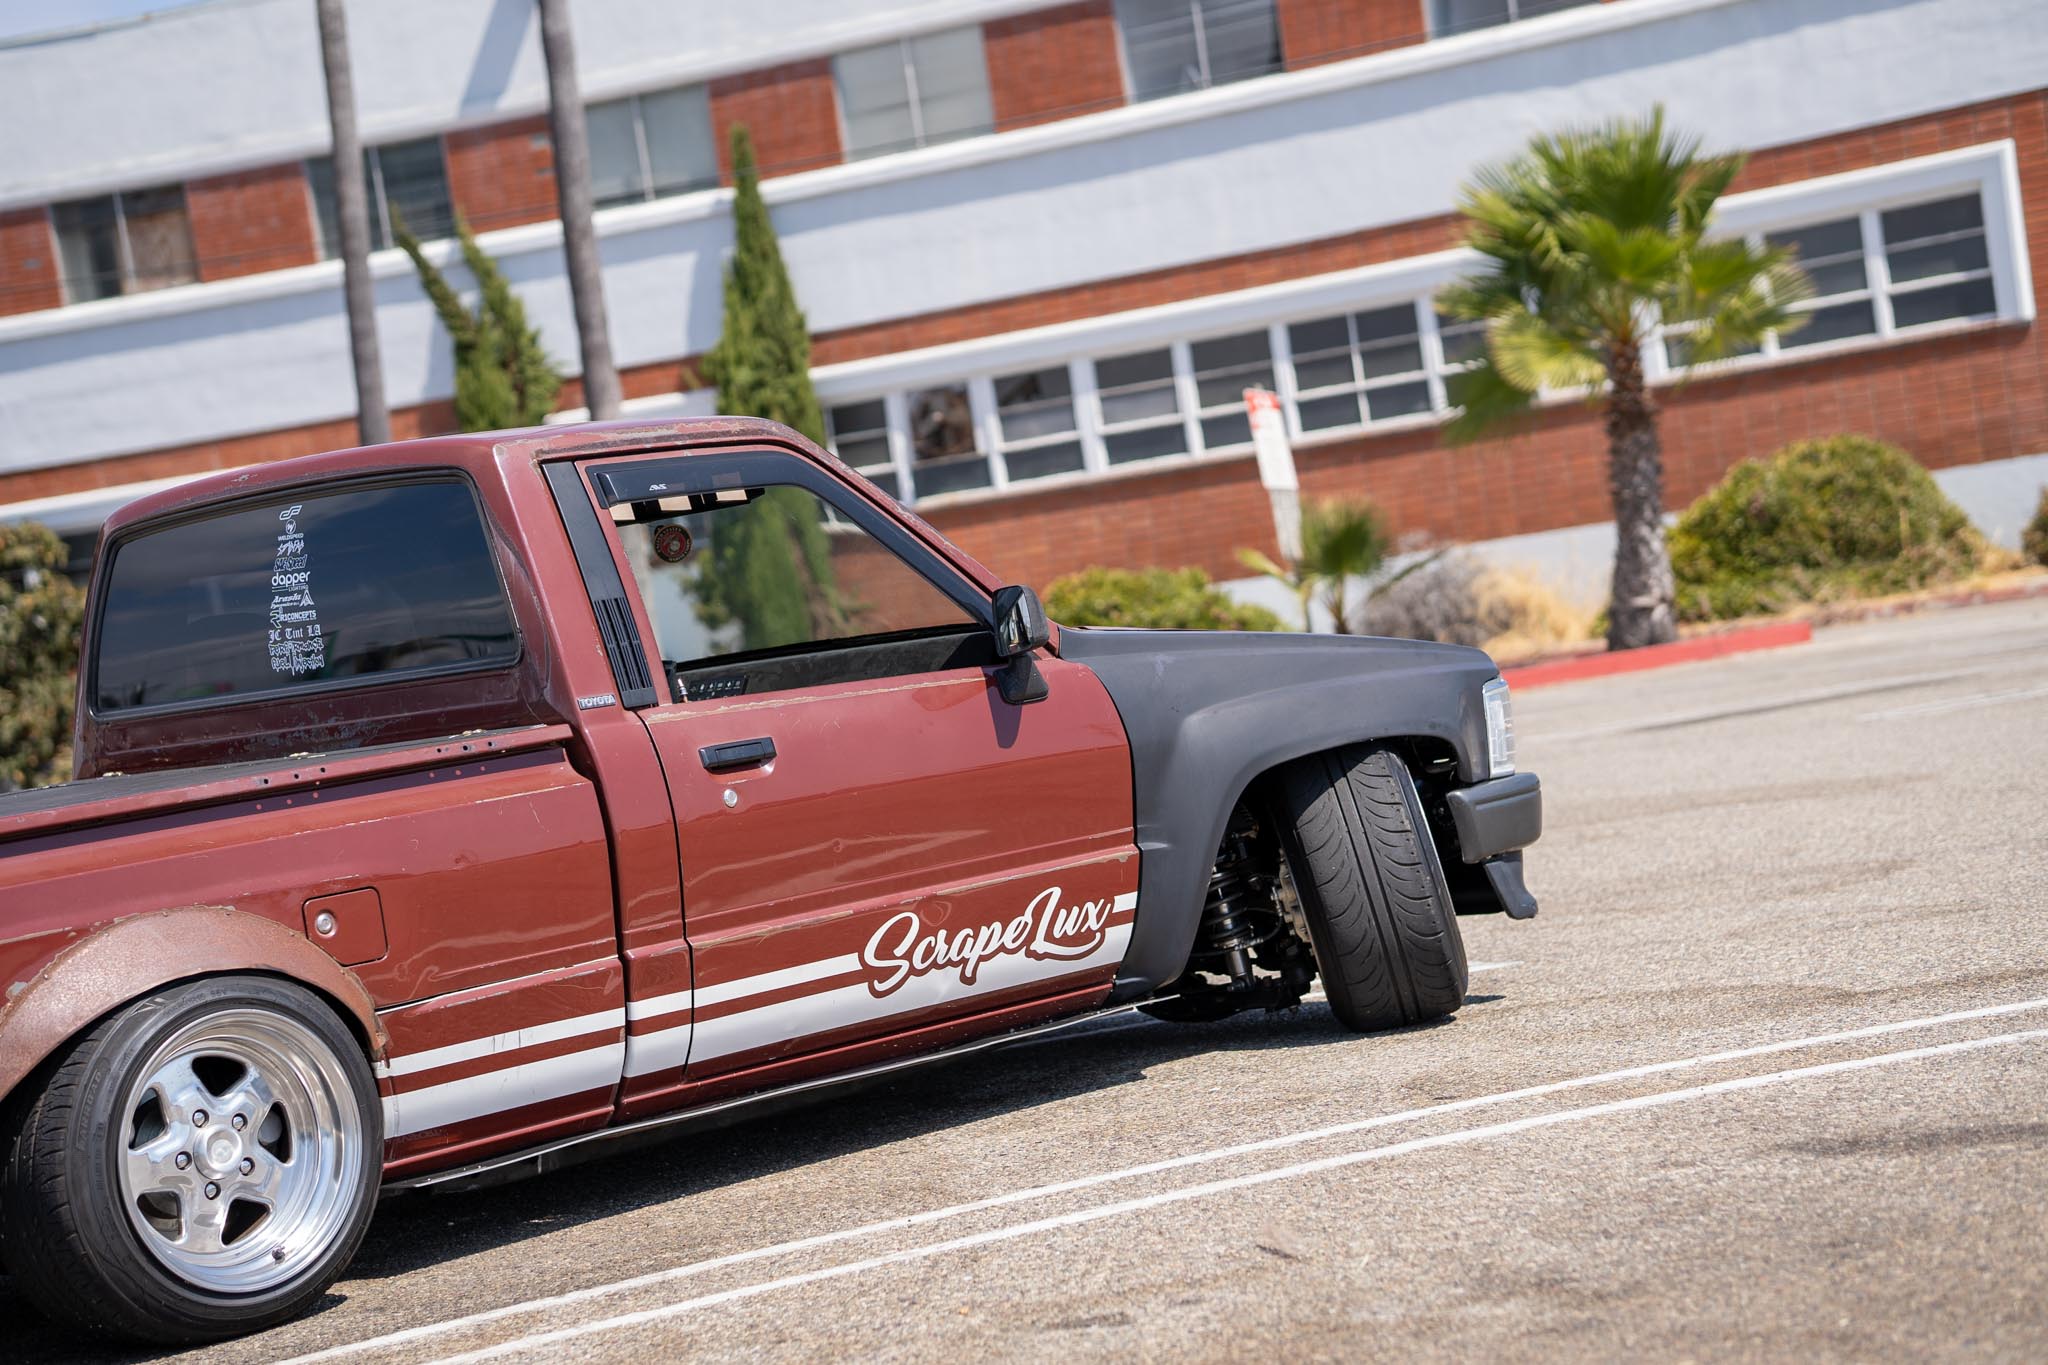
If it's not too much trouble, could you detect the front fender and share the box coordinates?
[1054,628,1500,997]
[0,906,387,1106]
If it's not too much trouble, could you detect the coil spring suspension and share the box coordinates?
[1195,811,1278,982]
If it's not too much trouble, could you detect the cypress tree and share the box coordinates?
[695,125,845,650]
[395,214,562,431]
[0,522,84,790]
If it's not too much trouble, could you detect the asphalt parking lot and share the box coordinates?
[7,596,2047,1363]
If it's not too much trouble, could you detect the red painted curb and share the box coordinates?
[1502,619,1813,691]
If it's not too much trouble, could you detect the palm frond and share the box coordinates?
[1442,359,1538,445]
[1489,311,1606,394]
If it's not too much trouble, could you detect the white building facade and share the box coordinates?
[1,0,2043,594]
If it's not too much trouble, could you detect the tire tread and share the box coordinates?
[1275,745,1468,1031]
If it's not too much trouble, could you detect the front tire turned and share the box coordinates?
[0,974,381,1344]
[1273,745,1469,1032]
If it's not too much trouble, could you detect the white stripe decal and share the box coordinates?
[386,887,1139,1117]
[375,1008,626,1080]
[692,920,1134,1065]
[696,954,862,1008]
[383,1043,626,1138]
[626,989,694,1024]
[624,1020,695,1079]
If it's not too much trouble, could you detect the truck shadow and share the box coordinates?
[0,992,1501,1360]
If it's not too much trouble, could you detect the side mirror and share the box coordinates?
[990,585,1050,705]
[991,585,1050,658]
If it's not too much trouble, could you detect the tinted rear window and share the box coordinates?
[94,479,518,712]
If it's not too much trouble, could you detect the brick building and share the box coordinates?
[1,0,2043,602]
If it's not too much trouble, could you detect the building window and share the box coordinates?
[1188,331,1274,449]
[825,399,901,500]
[1094,347,1188,465]
[308,136,454,256]
[1767,216,1876,349]
[906,383,991,495]
[1431,0,1599,37]
[1117,0,1283,102]
[835,27,994,161]
[1288,304,1436,433]
[1673,189,2004,369]
[993,366,1087,483]
[586,85,717,208]
[1881,195,1996,329]
[51,186,198,303]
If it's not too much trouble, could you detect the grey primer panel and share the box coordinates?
[1054,627,1500,1000]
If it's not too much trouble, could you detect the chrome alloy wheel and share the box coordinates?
[115,1007,365,1295]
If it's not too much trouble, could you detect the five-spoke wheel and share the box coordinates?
[1,976,380,1343]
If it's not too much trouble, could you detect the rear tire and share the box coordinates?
[1273,745,1469,1031]
[0,975,380,1343]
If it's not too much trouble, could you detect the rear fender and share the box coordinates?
[0,906,387,1106]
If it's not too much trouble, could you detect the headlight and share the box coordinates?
[1482,676,1515,777]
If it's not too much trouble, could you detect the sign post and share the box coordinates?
[1244,388,1300,563]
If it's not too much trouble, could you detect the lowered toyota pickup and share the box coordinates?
[0,417,1540,1343]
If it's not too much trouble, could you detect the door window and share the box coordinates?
[613,483,983,703]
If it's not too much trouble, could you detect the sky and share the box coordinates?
[0,0,212,43]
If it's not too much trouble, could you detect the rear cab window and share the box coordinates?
[93,477,519,714]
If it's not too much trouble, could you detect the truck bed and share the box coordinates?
[0,724,573,845]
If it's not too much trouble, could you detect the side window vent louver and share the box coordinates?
[592,595,655,700]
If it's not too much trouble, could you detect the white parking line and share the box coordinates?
[433,1026,2048,1362]
[1861,682,2048,721]
[279,993,2048,1365]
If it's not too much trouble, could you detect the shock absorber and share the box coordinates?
[1195,811,1276,983]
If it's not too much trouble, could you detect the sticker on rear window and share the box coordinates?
[267,504,326,677]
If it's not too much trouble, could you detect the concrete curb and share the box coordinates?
[1502,620,1813,691]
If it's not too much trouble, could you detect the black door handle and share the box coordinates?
[700,736,776,771]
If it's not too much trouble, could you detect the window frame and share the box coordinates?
[1429,0,1600,38]
[1663,177,2020,374]
[307,137,454,257]
[1114,0,1286,103]
[833,26,995,162]
[85,470,524,721]
[576,448,998,707]
[584,84,718,208]
[52,185,198,305]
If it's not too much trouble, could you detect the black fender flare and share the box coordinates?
[1054,628,1500,998]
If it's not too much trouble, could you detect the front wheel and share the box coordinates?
[1273,745,1469,1031]
[1,974,381,1343]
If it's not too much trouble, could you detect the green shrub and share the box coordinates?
[0,521,84,790]
[2024,486,2048,567]
[1044,567,1287,632]
[1669,435,1983,621]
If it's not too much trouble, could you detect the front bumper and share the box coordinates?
[1442,772,1542,921]
[1445,771,1542,861]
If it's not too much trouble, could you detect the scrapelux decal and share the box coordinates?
[860,886,1124,998]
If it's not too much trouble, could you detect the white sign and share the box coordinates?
[1244,388,1297,492]
[1244,388,1302,563]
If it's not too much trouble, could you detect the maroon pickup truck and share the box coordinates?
[0,417,1540,1343]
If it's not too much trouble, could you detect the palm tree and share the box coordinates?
[1439,108,1810,649]
[1239,497,1411,633]
[314,0,389,444]
[536,0,622,420]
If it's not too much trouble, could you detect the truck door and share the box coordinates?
[555,447,1138,1110]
